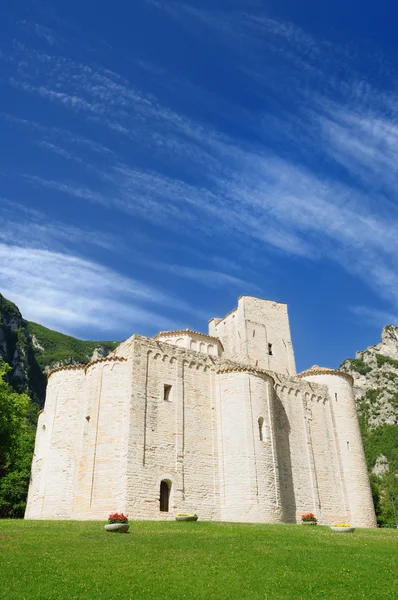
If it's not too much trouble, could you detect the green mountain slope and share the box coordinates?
[26,321,118,373]
[0,293,119,405]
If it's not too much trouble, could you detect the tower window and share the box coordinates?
[347,441,350,452]
[258,417,264,441]
[253,329,256,337]
[163,385,172,402]
[268,343,273,356]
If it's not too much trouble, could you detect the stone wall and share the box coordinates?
[300,371,376,528]
[73,359,130,519]
[125,339,220,521]
[25,367,86,519]
[216,370,283,523]
[25,298,376,528]
[209,296,296,375]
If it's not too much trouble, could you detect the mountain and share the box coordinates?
[340,325,398,525]
[0,294,119,406]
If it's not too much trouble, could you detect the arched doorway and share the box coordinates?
[160,480,171,512]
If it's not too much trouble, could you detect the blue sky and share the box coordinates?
[1,0,398,372]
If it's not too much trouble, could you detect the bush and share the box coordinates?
[348,358,371,375]
[376,354,398,369]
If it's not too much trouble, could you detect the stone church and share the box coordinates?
[25,296,376,527]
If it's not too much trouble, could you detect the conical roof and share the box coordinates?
[297,365,353,383]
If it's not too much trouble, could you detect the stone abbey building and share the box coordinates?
[25,296,376,527]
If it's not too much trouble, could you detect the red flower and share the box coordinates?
[108,511,129,524]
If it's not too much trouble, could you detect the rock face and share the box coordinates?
[340,326,398,525]
[340,325,398,427]
[0,294,34,394]
[0,293,118,406]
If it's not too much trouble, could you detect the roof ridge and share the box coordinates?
[154,329,221,343]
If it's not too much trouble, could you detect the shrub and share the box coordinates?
[376,354,398,370]
[348,358,371,375]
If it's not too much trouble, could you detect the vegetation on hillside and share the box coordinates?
[358,415,398,525]
[26,321,118,371]
[341,334,398,526]
[0,293,119,404]
[345,357,371,375]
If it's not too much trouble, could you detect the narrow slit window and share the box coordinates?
[258,417,264,441]
[347,441,350,452]
[163,384,172,402]
[253,329,256,337]
[268,343,273,356]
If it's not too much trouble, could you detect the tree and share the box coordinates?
[0,362,30,474]
[0,361,35,517]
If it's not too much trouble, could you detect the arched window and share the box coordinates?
[160,480,171,512]
[258,417,264,441]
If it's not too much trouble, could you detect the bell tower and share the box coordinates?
[209,296,296,376]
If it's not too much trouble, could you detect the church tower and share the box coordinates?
[209,296,296,376]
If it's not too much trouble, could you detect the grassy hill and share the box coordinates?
[0,293,119,405]
[0,521,397,600]
[26,321,119,372]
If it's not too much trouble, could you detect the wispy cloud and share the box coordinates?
[350,306,398,329]
[0,243,204,336]
[141,261,258,291]
[4,5,398,326]
[0,199,116,252]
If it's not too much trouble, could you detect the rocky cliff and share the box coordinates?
[340,326,398,524]
[341,325,398,427]
[0,294,118,406]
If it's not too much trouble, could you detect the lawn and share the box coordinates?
[0,521,397,599]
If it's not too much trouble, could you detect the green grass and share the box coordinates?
[0,521,397,599]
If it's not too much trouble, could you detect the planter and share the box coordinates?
[104,523,130,533]
[175,514,198,522]
[330,526,355,533]
[301,521,317,525]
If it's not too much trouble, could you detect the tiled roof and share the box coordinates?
[48,356,127,379]
[154,329,222,344]
[297,365,354,384]
[216,364,275,382]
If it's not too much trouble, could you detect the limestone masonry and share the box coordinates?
[25,296,376,527]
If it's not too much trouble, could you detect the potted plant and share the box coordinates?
[104,512,130,533]
[330,523,355,533]
[301,513,317,525]
[175,513,198,522]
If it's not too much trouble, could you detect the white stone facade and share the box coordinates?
[25,296,376,527]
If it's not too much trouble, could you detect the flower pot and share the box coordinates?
[301,521,317,525]
[175,514,198,522]
[330,526,355,533]
[104,523,130,533]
